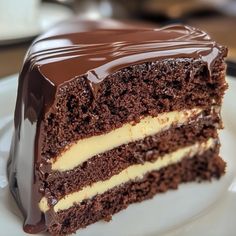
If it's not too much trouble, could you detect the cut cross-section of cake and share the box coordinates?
[8,19,228,235]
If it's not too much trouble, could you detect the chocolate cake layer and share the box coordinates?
[42,57,227,161]
[47,148,225,235]
[39,117,219,203]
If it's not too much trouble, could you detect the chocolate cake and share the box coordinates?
[8,19,227,235]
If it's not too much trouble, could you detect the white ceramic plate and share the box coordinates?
[0,3,73,45]
[0,74,236,236]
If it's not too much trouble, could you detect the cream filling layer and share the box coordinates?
[51,108,202,171]
[40,138,215,213]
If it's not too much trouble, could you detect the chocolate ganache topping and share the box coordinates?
[30,19,223,99]
[7,19,226,234]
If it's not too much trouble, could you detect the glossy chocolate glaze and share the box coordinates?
[7,19,226,234]
[30,20,223,101]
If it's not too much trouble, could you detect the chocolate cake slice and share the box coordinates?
[8,19,227,235]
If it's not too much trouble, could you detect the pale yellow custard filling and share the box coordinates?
[40,138,215,213]
[51,108,202,171]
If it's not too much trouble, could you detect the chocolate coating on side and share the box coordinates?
[7,19,226,234]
